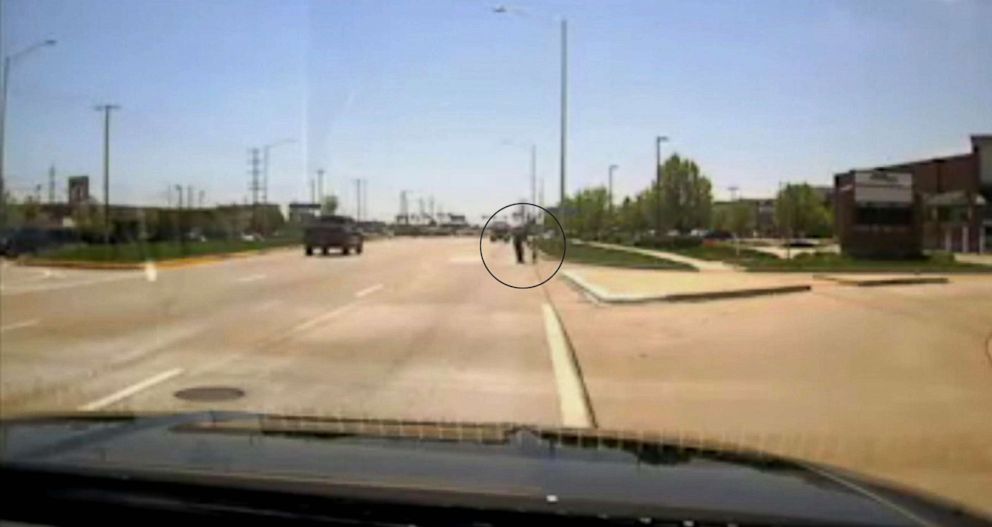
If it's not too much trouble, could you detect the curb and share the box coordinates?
[561,270,811,304]
[17,246,296,271]
[813,275,950,287]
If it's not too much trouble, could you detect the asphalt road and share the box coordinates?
[1,237,574,424]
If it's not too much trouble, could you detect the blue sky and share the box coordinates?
[3,0,990,221]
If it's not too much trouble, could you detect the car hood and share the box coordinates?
[0,412,983,526]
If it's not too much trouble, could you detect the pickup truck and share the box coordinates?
[303,215,364,256]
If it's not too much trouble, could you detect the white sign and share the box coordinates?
[854,171,912,204]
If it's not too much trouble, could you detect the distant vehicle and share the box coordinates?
[488,220,510,242]
[703,230,733,241]
[240,232,262,242]
[0,227,78,257]
[304,215,364,256]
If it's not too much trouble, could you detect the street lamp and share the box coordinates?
[491,7,567,226]
[608,164,618,214]
[500,139,538,217]
[0,38,57,227]
[655,135,669,240]
[95,104,121,243]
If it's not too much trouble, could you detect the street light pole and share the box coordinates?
[95,104,120,243]
[655,136,668,241]
[0,39,57,228]
[559,18,568,228]
[608,164,618,214]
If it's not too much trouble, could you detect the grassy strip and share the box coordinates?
[38,238,298,263]
[662,243,779,264]
[743,252,992,273]
[538,239,694,270]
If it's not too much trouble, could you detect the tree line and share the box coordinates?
[557,154,833,242]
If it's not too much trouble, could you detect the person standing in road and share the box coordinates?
[512,226,526,264]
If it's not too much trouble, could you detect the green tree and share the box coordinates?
[563,187,609,239]
[775,183,832,238]
[657,154,713,233]
[713,202,755,237]
[321,195,339,215]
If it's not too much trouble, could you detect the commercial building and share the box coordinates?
[834,135,990,256]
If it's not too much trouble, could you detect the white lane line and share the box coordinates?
[541,303,593,428]
[0,319,40,333]
[1,273,142,296]
[78,368,185,412]
[237,273,267,283]
[286,303,357,336]
[354,283,384,298]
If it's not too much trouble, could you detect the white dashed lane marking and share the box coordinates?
[78,368,185,411]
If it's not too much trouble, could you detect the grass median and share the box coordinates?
[743,251,992,273]
[36,238,299,263]
[537,238,694,271]
[662,243,779,265]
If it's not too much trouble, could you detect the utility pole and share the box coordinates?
[655,135,668,241]
[362,179,368,221]
[187,185,193,210]
[248,148,261,231]
[199,190,205,208]
[608,164,618,214]
[48,164,55,203]
[175,185,183,209]
[353,178,362,221]
[399,190,410,224]
[95,104,120,244]
[429,195,435,221]
[310,177,316,204]
[530,144,537,206]
[317,168,325,203]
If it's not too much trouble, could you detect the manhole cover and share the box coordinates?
[174,386,245,402]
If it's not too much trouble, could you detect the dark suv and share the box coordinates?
[303,215,364,256]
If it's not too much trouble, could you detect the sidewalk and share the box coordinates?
[581,241,737,272]
[955,253,992,267]
[542,271,992,516]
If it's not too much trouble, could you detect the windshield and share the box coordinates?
[1,0,991,520]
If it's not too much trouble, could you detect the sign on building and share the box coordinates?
[853,171,912,204]
[67,176,90,206]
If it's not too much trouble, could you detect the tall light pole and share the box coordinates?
[608,164,618,214]
[655,135,668,240]
[559,18,568,227]
[500,139,537,218]
[262,138,295,204]
[1,38,57,227]
[95,104,120,243]
[491,8,567,227]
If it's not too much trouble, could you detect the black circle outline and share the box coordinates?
[479,202,566,290]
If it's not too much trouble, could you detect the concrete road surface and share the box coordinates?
[1,238,570,425]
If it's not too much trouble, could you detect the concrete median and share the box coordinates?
[560,268,811,304]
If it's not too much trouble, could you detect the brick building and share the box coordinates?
[835,135,990,256]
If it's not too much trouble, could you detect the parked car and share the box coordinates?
[703,230,733,241]
[303,215,364,256]
[0,227,79,257]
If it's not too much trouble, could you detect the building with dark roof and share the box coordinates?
[834,135,989,256]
